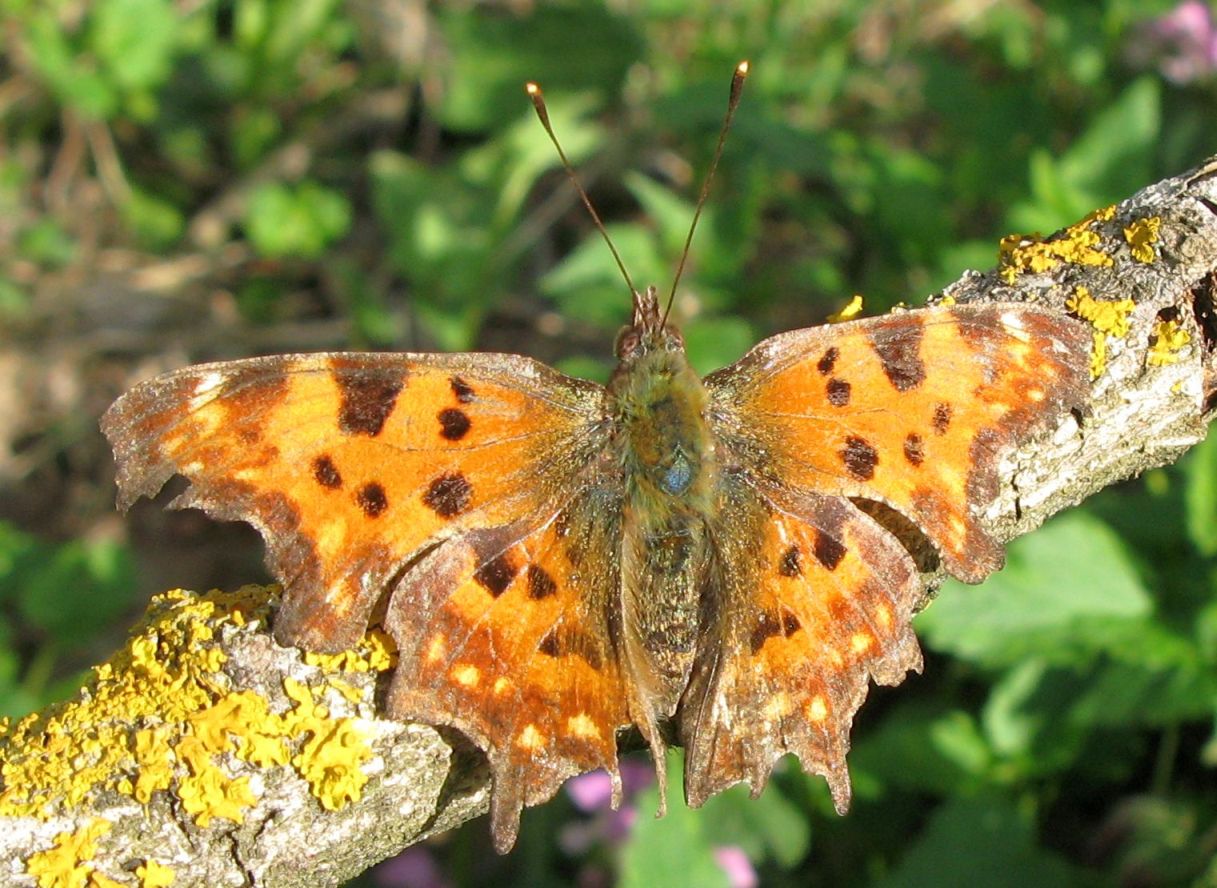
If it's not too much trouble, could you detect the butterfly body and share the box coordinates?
[103,290,1090,852]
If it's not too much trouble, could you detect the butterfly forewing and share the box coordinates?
[706,304,1091,582]
[102,352,610,652]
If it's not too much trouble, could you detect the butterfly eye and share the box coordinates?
[615,328,641,358]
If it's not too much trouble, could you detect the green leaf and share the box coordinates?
[17,539,136,644]
[877,796,1079,888]
[1183,433,1217,556]
[91,0,177,94]
[245,180,351,259]
[24,12,118,118]
[917,510,1151,668]
[620,751,732,888]
[123,186,184,250]
[851,703,994,798]
[436,5,642,132]
[1009,76,1161,230]
[683,316,754,376]
[542,224,664,329]
[697,776,811,869]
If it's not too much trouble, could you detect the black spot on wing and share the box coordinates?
[903,433,925,466]
[933,402,953,435]
[438,408,471,441]
[423,473,472,518]
[817,347,839,375]
[812,530,846,570]
[826,378,851,407]
[312,454,342,489]
[871,321,926,391]
[334,360,406,436]
[450,376,476,403]
[474,552,518,597]
[779,545,802,577]
[356,482,388,517]
[841,436,878,481]
[526,565,557,600]
[749,609,802,654]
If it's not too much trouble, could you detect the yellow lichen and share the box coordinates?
[87,872,126,888]
[292,717,372,811]
[177,760,256,828]
[827,294,864,323]
[0,584,382,837]
[999,205,1117,283]
[1065,285,1135,336]
[1148,318,1192,366]
[137,860,175,888]
[1124,216,1162,264]
[1065,285,1137,377]
[303,627,396,674]
[1089,331,1107,379]
[25,820,110,888]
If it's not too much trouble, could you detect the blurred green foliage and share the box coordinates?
[3,0,1217,885]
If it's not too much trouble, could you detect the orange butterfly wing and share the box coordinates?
[384,487,628,851]
[706,304,1091,581]
[103,352,634,848]
[682,487,922,810]
[685,304,1089,803]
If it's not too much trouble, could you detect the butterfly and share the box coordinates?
[101,63,1091,852]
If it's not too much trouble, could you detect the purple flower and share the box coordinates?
[564,759,656,813]
[560,759,655,854]
[373,846,449,888]
[1130,1,1217,84]
[713,846,759,888]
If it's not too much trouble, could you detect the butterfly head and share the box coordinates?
[614,286,686,364]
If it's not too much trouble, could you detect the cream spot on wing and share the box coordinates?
[1001,311,1031,341]
[493,676,512,695]
[828,649,845,668]
[850,632,873,654]
[425,635,446,664]
[567,713,601,741]
[452,663,480,687]
[317,518,349,560]
[1027,387,1045,402]
[939,466,964,494]
[808,695,829,723]
[876,604,893,629]
[517,724,545,751]
[190,371,226,410]
[949,516,967,538]
[762,692,794,721]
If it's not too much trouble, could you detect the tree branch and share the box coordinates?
[3,155,1217,886]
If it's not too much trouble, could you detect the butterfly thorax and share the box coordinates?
[608,289,718,518]
[607,288,720,721]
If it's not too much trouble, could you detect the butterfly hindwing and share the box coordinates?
[384,486,629,852]
[681,483,922,809]
[102,352,609,652]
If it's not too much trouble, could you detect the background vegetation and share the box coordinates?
[3,0,1217,885]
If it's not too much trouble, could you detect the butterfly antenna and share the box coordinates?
[662,59,750,327]
[526,81,639,297]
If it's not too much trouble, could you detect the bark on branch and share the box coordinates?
[4,155,1217,886]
